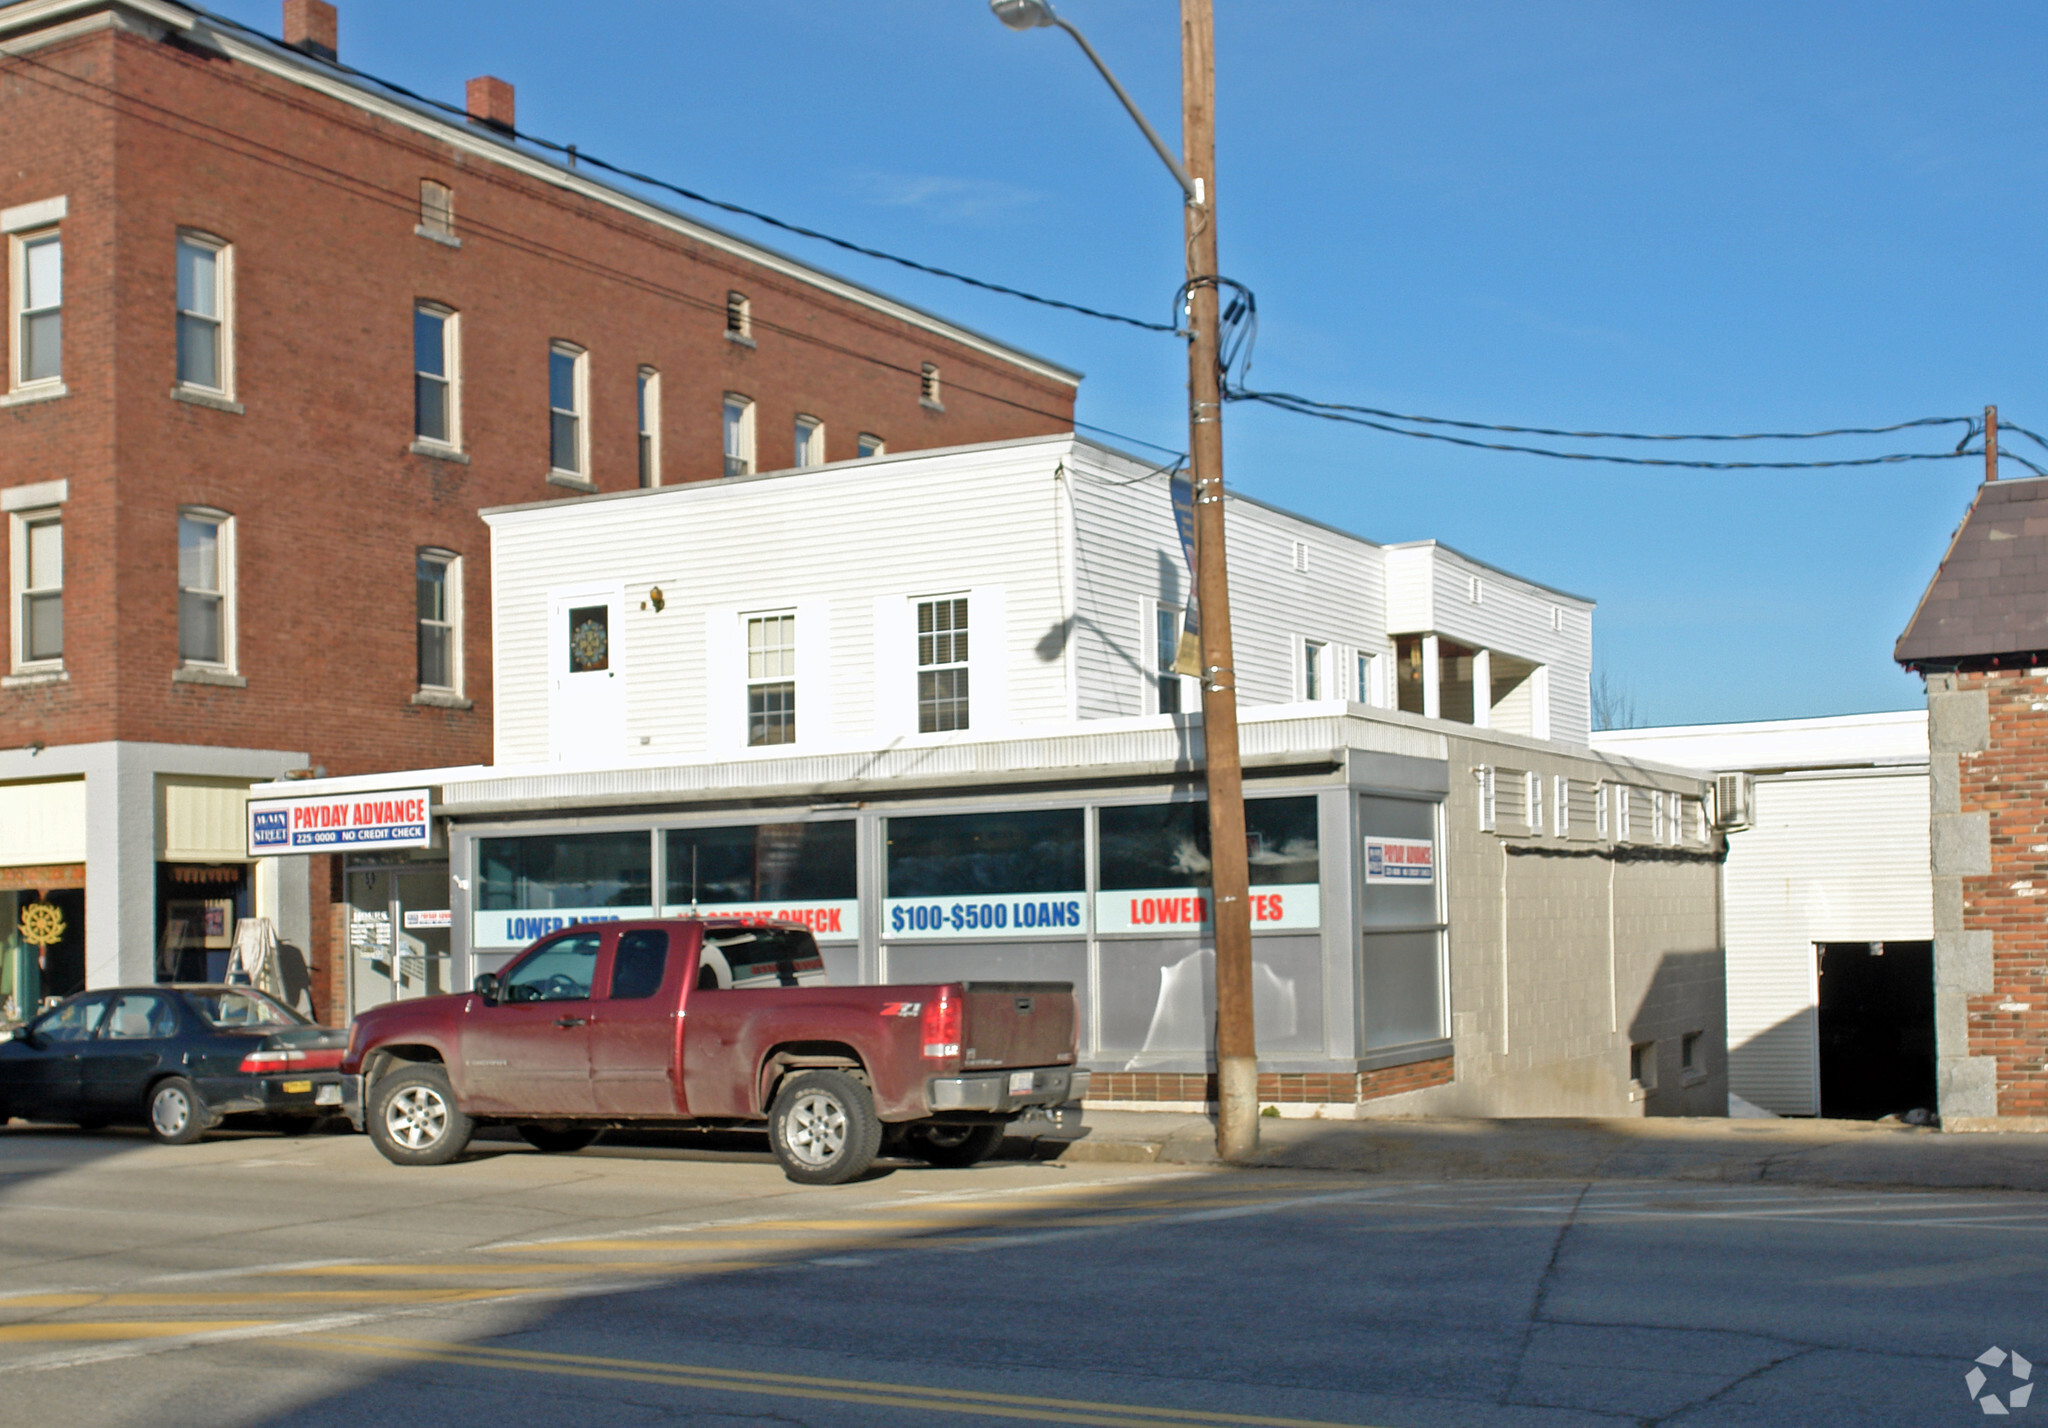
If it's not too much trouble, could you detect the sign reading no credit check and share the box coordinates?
[247,788,433,856]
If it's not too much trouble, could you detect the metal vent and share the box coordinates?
[1713,772,1753,831]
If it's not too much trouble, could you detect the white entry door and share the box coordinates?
[548,586,626,762]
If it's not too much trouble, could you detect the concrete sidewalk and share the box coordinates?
[1033,1110,2048,1192]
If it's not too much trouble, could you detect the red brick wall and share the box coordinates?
[1957,669,2048,1117]
[1087,1059,1456,1106]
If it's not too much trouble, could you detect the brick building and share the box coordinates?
[0,0,1077,1017]
[1896,474,2048,1127]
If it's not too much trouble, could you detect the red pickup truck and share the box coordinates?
[339,918,1088,1184]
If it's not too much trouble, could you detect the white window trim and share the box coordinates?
[857,432,886,459]
[743,608,799,747]
[1148,600,1194,716]
[723,392,756,477]
[8,226,62,396]
[548,340,589,479]
[794,414,824,469]
[9,504,63,674]
[416,548,463,696]
[174,231,235,399]
[414,302,461,452]
[176,506,237,675]
[1477,765,1496,833]
[637,366,662,487]
[1300,637,1329,701]
[1554,774,1569,837]
[1526,770,1542,834]
[914,591,972,734]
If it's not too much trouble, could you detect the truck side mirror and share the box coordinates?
[472,972,501,1004]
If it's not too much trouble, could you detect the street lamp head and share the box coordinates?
[990,0,1058,31]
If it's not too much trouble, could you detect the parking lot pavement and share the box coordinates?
[2,1122,2043,1426]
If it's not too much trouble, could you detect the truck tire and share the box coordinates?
[147,1077,207,1145]
[768,1069,882,1186]
[518,1124,600,1154]
[368,1064,473,1166]
[902,1122,1005,1169]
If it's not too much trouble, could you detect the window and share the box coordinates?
[32,995,106,1042]
[610,929,670,1000]
[501,930,601,1003]
[1477,765,1496,832]
[1653,791,1667,845]
[1554,774,1569,836]
[175,234,230,393]
[1595,782,1609,838]
[916,595,969,732]
[1157,604,1185,715]
[1303,639,1325,700]
[663,821,857,910]
[1630,1040,1657,1091]
[726,290,751,339]
[1681,1030,1703,1074]
[548,342,586,476]
[13,510,61,667]
[416,550,460,693]
[12,229,60,389]
[722,394,754,477]
[920,362,942,408]
[887,807,1085,898]
[477,832,652,915]
[413,304,458,447]
[793,415,823,469]
[637,367,661,487]
[857,432,885,459]
[103,993,178,1040]
[1359,795,1447,1050]
[1526,771,1543,833]
[1614,785,1631,841]
[177,509,233,668]
[745,612,796,746]
[417,179,455,241]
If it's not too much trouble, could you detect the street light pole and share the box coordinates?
[989,0,1257,1159]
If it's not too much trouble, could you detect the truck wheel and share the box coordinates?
[148,1077,207,1145]
[517,1124,599,1154]
[903,1122,1005,1169]
[368,1064,473,1166]
[768,1070,882,1186]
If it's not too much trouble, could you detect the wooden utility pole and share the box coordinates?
[1987,405,1999,483]
[1181,0,1257,1160]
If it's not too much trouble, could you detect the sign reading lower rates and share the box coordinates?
[1094,884,1320,934]
[248,789,432,856]
[1363,837,1435,884]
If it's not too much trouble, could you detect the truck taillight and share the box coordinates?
[921,987,960,1059]
[240,1047,345,1073]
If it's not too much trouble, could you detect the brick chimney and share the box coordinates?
[281,0,337,62]
[466,76,516,133]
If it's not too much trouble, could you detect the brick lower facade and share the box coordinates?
[1086,1058,1456,1107]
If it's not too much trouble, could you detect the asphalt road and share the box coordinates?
[0,1122,2040,1427]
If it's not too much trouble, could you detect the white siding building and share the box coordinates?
[1593,713,1932,1117]
[260,434,1723,1118]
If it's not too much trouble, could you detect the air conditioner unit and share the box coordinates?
[1713,772,1753,832]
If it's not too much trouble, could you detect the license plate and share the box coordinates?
[315,1084,342,1106]
[1008,1071,1035,1095]
[281,1080,313,1094]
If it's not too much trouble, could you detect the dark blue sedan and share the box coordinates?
[0,986,348,1143]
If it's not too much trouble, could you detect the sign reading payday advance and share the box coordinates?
[1094,883,1320,934]
[1364,837,1435,883]
[885,891,1087,940]
[248,788,432,856]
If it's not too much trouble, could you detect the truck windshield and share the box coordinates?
[703,927,825,989]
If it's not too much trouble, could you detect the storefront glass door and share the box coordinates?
[346,866,453,1018]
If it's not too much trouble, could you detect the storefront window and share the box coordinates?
[1095,796,1320,934]
[1358,795,1447,1050]
[474,831,652,949]
[663,821,857,942]
[885,808,1084,939]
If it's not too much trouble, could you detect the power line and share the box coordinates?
[185,4,1178,335]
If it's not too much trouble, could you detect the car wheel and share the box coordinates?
[517,1124,600,1154]
[768,1069,882,1186]
[902,1122,1005,1169]
[148,1078,207,1145]
[367,1065,473,1167]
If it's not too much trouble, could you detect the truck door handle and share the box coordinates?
[553,1016,587,1028]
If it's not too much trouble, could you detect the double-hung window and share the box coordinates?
[637,367,661,487]
[1303,639,1326,700]
[793,415,823,469]
[745,612,796,746]
[175,234,231,394]
[414,304,458,447]
[11,510,61,668]
[1156,604,1185,715]
[722,394,754,477]
[417,551,461,694]
[917,596,969,733]
[11,229,61,390]
[177,509,233,669]
[549,342,586,477]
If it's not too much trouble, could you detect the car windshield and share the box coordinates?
[181,989,306,1029]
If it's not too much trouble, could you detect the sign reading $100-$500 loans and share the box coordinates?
[247,788,432,856]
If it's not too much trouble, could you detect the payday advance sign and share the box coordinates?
[247,788,433,855]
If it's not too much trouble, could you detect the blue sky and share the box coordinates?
[203,0,2043,726]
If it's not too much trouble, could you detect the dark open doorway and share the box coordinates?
[1816,940,1936,1119]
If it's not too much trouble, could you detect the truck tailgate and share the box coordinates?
[957,982,1076,1070]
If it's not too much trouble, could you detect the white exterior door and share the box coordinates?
[548,586,626,762]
